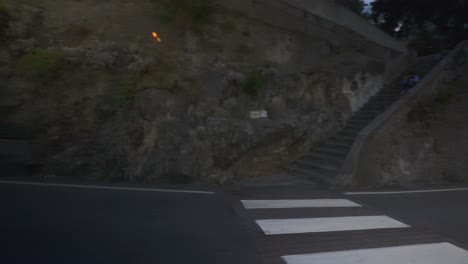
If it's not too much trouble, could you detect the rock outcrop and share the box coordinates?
[0,0,412,183]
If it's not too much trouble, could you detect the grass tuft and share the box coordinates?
[0,1,10,38]
[138,64,180,91]
[16,49,65,86]
[117,79,138,107]
[153,0,217,27]
[243,71,265,97]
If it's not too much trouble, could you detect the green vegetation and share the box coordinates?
[117,79,138,107]
[407,81,462,126]
[116,64,181,107]
[243,71,266,97]
[138,64,180,91]
[0,1,8,15]
[154,0,217,27]
[182,76,201,104]
[0,1,10,38]
[65,24,93,41]
[335,0,365,15]
[16,49,65,86]
[220,18,238,33]
[191,0,217,25]
[371,0,467,55]
[407,103,431,125]
[434,86,459,105]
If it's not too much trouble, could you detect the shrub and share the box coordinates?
[16,49,65,86]
[138,64,180,91]
[65,24,93,41]
[117,79,138,107]
[154,0,217,27]
[190,0,216,25]
[434,86,459,105]
[406,102,432,128]
[221,18,238,33]
[183,77,201,104]
[0,1,10,38]
[243,71,265,97]
[0,2,8,16]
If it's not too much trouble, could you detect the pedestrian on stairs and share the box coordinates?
[401,71,420,95]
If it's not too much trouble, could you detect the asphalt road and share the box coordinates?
[350,189,468,245]
[0,181,260,264]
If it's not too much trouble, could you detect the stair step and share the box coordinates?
[378,91,401,96]
[357,111,382,119]
[335,134,356,141]
[296,160,341,173]
[352,111,378,118]
[360,106,388,114]
[345,119,368,125]
[314,147,349,158]
[330,136,355,145]
[300,153,343,166]
[360,102,387,108]
[290,166,336,186]
[352,114,377,121]
[296,159,341,171]
[345,121,368,129]
[375,91,401,97]
[349,116,374,123]
[338,129,360,137]
[354,111,378,117]
[364,102,394,109]
[359,104,385,110]
[322,141,353,150]
[372,96,399,103]
[360,107,387,117]
[363,101,392,107]
[304,152,345,164]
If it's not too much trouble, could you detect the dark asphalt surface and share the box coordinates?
[0,181,260,264]
[351,190,468,245]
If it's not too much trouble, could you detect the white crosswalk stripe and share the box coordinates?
[256,215,409,235]
[241,199,361,209]
[282,242,468,264]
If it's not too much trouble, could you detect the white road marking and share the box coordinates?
[345,187,468,195]
[282,242,468,264]
[256,215,409,235]
[241,199,361,209]
[0,180,215,195]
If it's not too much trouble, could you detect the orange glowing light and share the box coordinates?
[152,32,162,43]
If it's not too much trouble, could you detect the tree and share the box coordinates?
[371,0,467,54]
[336,0,365,15]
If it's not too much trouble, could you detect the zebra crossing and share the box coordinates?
[282,242,468,264]
[238,197,468,264]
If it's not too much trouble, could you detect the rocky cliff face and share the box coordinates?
[0,0,411,183]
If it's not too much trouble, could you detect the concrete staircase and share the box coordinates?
[290,54,446,186]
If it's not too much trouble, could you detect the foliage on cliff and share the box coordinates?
[371,0,468,54]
